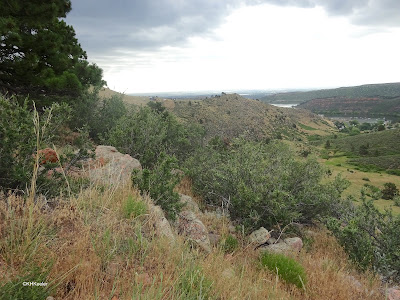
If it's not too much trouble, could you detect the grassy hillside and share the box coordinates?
[297,96,400,118]
[261,82,400,104]
[167,93,335,141]
[98,87,150,106]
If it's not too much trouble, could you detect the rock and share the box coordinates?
[176,211,211,253]
[228,224,236,234]
[208,232,221,247]
[249,227,271,246]
[267,237,277,245]
[46,297,55,300]
[284,237,303,252]
[179,194,201,214]
[148,204,176,243]
[38,148,58,164]
[260,237,303,254]
[136,272,152,287]
[89,145,141,185]
[388,287,400,300]
[221,267,235,279]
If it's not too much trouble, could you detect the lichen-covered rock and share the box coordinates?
[248,227,271,246]
[388,287,400,300]
[179,193,201,214]
[176,210,211,253]
[148,204,176,243]
[89,145,141,185]
[260,237,303,254]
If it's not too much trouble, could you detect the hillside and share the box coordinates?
[98,87,150,106]
[297,96,400,117]
[167,93,336,141]
[261,82,400,104]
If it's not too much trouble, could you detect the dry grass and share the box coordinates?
[0,179,386,299]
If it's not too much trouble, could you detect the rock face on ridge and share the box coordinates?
[89,145,141,185]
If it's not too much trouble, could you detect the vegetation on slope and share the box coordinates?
[169,93,335,142]
[261,82,400,104]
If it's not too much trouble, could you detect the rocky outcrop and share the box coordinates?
[176,210,211,253]
[89,145,141,185]
[388,287,400,300]
[248,227,271,246]
[148,203,176,243]
[179,194,201,214]
[260,237,303,254]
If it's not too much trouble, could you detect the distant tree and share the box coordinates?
[381,183,399,200]
[325,140,331,149]
[360,122,372,131]
[359,144,369,155]
[0,0,104,105]
[349,120,359,127]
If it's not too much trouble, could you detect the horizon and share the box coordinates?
[114,81,400,97]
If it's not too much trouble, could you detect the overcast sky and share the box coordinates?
[66,0,400,94]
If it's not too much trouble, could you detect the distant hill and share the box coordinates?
[166,93,335,141]
[261,82,400,104]
[297,96,400,118]
[98,87,150,106]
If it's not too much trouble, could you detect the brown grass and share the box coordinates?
[0,180,386,299]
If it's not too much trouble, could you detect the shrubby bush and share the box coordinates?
[381,182,399,200]
[132,154,183,219]
[327,196,400,281]
[0,97,71,190]
[69,90,127,142]
[105,105,204,168]
[185,138,349,231]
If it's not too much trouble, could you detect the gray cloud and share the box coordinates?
[67,0,400,57]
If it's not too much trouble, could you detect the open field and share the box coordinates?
[323,155,400,215]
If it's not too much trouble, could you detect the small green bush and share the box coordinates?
[260,252,307,289]
[393,196,400,207]
[175,263,214,300]
[327,196,400,281]
[381,182,399,200]
[221,235,239,253]
[121,195,147,219]
[132,154,183,220]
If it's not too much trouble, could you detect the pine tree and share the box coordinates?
[0,0,104,103]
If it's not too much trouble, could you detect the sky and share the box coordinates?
[66,0,400,94]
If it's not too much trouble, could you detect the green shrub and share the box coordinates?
[327,196,400,281]
[381,182,399,200]
[394,196,400,207]
[121,195,147,219]
[0,97,70,191]
[105,106,204,168]
[260,252,307,289]
[186,139,349,231]
[221,235,239,253]
[132,154,183,220]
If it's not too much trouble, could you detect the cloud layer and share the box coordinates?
[67,0,400,56]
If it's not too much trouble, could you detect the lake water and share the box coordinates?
[270,103,298,108]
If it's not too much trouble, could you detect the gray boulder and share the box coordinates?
[260,237,303,254]
[176,210,211,253]
[148,203,176,243]
[249,227,271,246]
[89,145,141,185]
[179,194,201,214]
